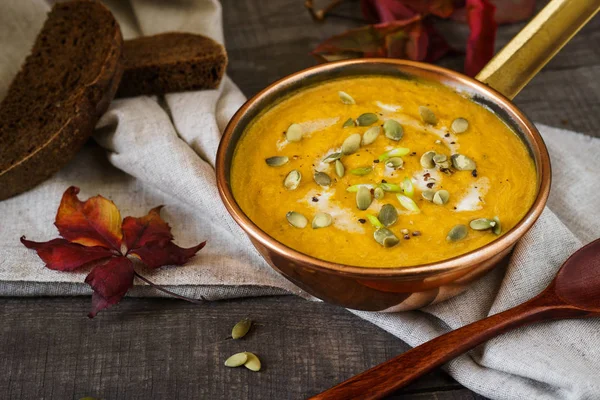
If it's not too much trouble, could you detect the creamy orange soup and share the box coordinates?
[231,76,537,267]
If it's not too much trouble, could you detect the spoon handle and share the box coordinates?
[310,293,580,400]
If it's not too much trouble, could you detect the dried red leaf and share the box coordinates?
[55,186,123,250]
[312,16,451,64]
[361,0,456,22]
[122,206,173,250]
[464,0,497,76]
[22,187,206,317]
[85,256,134,318]
[130,241,206,269]
[491,0,535,24]
[20,237,113,271]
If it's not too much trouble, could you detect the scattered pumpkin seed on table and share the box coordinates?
[265,156,288,167]
[243,352,261,372]
[362,126,381,145]
[225,352,248,367]
[341,133,362,155]
[374,228,400,248]
[383,119,403,141]
[451,118,469,133]
[419,106,437,125]
[312,212,332,229]
[350,167,372,176]
[314,171,331,186]
[284,170,301,190]
[338,91,355,105]
[286,123,303,142]
[378,204,398,227]
[286,211,307,228]
[357,112,378,126]
[447,224,468,242]
[433,190,450,205]
[232,318,252,339]
[335,160,345,177]
[356,186,372,210]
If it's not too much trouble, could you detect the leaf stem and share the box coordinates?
[133,271,206,304]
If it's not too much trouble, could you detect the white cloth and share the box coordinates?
[1,1,599,399]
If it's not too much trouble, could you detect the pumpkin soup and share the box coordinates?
[231,76,537,267]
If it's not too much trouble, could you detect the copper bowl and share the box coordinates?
[216,59,551,311]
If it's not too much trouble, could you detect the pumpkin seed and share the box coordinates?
[357,113,378,126]
[447,224,468,242]
[286,211,307,228]
[451,154,477,171]
[396,194,420,212]
[378,204,398,227]
[314,171,331,186]
[346,184,374,192]
[286,123,303,142]
[432,153,447,164]
[421,190,435,201]
[373,187,384,200]
[322,152,341,163]
[232,318,252,339]
[343,118,356,128]
[385,157,403,169]
[374,228,400,248]
[349,167,372,176]
[380,183,402,192]
[338,91,356,105]
[265,156,289,167]
[433,190,450,205]
[419,106,437,125]
[469,218,495,230]
[378,147,410,162]
[402,177,414,197]
[362,126,381,145]
[312,212,333,229]
[492,216,502,235]
[243,352,261,372]
[335,160,345,177]
[356,186,372,210]
[451,118,469,134]
[383,119,403,141]
[284,170,301,190]
[225,352,248,367]
[420,151,436,169]
[367,214,384,228]
[341,133,362,155]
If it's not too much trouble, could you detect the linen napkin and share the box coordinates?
[1,1,599,399]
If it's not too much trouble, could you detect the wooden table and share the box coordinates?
[1,1,598,399]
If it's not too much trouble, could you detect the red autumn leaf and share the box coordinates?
[452,0,536,24]
[85,256,134,318]
[464,0,497,76]
[361,0,456,22]
[21,186,206,317]
[312,16,452,64]
[130,241,207,269]
[20,237,113,271]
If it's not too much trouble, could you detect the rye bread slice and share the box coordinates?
[116,32,227,97]
[0,0,123,200]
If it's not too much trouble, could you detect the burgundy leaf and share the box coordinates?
[85,256,134,318]
[20,236,113,271]
[130,241,206,269]
[465,0,497,76]
[122,206,173,251]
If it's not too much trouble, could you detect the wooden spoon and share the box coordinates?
[311,238,600,400]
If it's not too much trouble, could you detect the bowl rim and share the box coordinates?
[216,58,551,278]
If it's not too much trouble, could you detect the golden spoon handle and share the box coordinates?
[476,0,600,100]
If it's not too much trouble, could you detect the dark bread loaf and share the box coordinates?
[117,32,227,97]
[0,0,123,200]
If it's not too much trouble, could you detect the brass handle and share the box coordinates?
[476,0,600,100]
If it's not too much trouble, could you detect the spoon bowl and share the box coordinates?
[312,238,600,400]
